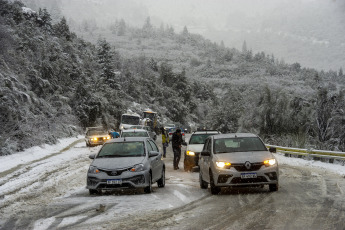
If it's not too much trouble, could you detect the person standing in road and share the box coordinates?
[161,127,169,158]
[172,128,183,170]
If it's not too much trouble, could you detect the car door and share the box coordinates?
[147,140,161,181]
[200,138,212,183]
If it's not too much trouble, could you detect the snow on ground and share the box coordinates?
[275,153,345,176]
[1,135,345,230]
[0,136,84,173]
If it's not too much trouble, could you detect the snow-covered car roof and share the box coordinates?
[105,137,150,143]
[212,133,258,140]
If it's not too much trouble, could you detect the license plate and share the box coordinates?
[107,179,122,185]
[241,173,257,179]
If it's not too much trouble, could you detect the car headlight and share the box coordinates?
[130,163,145,172]
[186,151,195,156]
[216,161,231,169]
[92,137,98,141]
[88,166,100,174]
[264,159,276,166]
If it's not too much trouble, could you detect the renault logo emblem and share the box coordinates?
[245,161,251,170]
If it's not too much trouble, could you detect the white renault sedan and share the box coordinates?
[199,133,278,194]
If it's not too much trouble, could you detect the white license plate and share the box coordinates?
[241,173,257,179]
[107,179,122,185]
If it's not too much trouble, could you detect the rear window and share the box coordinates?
[189,134,217,144]
[214,137,267,154]
[98,142,145,158]
[122,132,149,137]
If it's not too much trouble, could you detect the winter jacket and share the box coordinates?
[172,132,183,148]
[162,133,169,144]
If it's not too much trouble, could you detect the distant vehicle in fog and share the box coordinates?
[119,113,141,131]
[85,127,110,147]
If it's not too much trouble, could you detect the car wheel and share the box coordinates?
[269,183,279,192]
[210,171,221,195]
[199,172,208,189]
[144,173,153,193]
[89,189,100,195]
[157,168,165,188]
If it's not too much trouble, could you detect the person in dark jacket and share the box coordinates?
[172,128,183,170]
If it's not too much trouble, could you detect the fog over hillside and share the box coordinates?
[21,0,345,71]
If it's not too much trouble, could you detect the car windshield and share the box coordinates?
[121,115,140,125]
[122,132,149,137]
[214,137,267,153]
[97,142,145,157]
[129,125,143,129]
[190,134,216,144]
[87,130,106,136]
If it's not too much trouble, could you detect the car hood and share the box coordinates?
[213,151,274,164]
[187,144,204,153]
[92,157,146,170]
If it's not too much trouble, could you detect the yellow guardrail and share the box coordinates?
[266,144,345,162]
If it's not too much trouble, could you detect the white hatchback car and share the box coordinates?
[199,133,279,194]
[184,130,220,171]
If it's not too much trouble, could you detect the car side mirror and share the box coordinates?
[89,154,95,159]
[149,151,159,157]
[269,147,277,153]
[201,150,211,156]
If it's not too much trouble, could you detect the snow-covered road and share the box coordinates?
[1,135,345,229]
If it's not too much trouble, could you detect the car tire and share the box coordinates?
[89,189,100,195]
[144,173,153,193]
[199,172,208,189]
[157,168,165,188]
[269,183,279,192]
[210,171,221,195]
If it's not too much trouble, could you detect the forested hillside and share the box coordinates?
[1,0,345,155]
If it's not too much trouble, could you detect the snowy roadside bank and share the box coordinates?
[0,136,84,174]
[276,153,345,176]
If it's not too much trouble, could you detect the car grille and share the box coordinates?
[231,176,267,184]
[232,163,263,172]
[100,167,132,176]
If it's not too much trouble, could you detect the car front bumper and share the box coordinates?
[87,170,151,190]
[212,164,279,187]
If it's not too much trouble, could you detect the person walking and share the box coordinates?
[161,127,169,158]
[172,128,183,170]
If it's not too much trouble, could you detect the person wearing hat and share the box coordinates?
[172,128,183,170]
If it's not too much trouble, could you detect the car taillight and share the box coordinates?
[182,133,185,136]
[169,133,172,135]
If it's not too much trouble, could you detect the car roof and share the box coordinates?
[106,137,151,143]
[192,130,220,134]
[122,129,147,132]
[212,133,258,139]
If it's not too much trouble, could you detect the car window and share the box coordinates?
[146,140,154,152]
[214,137,267,153]
[97,142,145,158]
[189,134,216,144]
[122,132,149,137]
[203,138,211,152]
[148,140,159,152]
